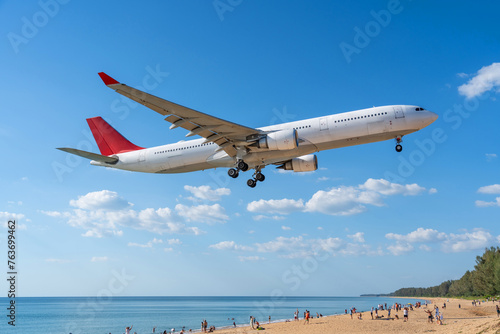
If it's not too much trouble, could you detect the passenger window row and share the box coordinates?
[334,111,388,123]
[154,141,215,154]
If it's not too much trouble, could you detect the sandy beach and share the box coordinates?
[213,298,500,334]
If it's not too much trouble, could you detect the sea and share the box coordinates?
[0,296,425,334]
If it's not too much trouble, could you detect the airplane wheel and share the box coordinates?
[256,173,265,182]
[228,168,239,178]
[238,161,249,171]
[247,179,257,188]
[395,144,403,152]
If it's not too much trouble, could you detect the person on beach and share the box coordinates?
[371,307,374,320]
[496,305,499,317]
[357,312,362,320]
[269,315,271,323]
[125,325,133,334]
[304,310,310,324]
[403,307,408,322]
[350,308,353,319]
[250,316,255,329]
[425,309,433,323]
[294,309,298,321]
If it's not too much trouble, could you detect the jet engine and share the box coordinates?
[256,129,298,151]
[278,154,318,172]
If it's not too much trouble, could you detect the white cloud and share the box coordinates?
[429,188,438,194]
[316,237,345,253]
[360,178,426,196]
[386,228,447,243]
[305,186,382,216]
[475,198,500,207]
[184,185,231,201]
[91,256,108,262]
[317,177,330,182]
[209,241,253,251]
[247,199,304,215]
[69,190,131,210]
[0,211,25,221]
[40,210,66,217]
[456,72,469,78]
[247,179,431,217]
[458,62,500,99]
[419,245,431,252]
[44,190,207,238]
[128,238,164,248]
[387,242,414,256]
[348,232,365,243]
[175,204,228,224]
[255,236,306,253]
[167,238,182,245]
[210,234,384,259]
[281,225,291,230]
[317,227,323,230]
[385,227,498,254]
[252,215,285,221]
[164,247,174,252]
[442,230,497,253]
[486,153,497,161]
[478,184,500,194]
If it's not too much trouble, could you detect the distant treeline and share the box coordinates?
[392,247,500,298]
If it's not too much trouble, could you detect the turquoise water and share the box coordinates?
[0,296,423,334]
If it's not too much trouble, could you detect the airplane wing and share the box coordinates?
[98,72,263,157]
[57,147,119,164]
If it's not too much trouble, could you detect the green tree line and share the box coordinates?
[392,247,500,298]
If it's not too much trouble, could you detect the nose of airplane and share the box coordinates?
[429,111,438,122]
[422,110,438,128]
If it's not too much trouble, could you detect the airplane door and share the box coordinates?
[320,117,329,131]
[394,106,405,119]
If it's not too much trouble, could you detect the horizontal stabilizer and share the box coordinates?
[57,148,119,164]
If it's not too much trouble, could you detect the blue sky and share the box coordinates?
[1,0,500,297]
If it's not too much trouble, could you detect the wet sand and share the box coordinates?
[214,298,500,334]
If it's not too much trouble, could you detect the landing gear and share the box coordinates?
[246,166,266,188]
[228,168,239,178]
[247,179,257,188]
[237,160,249,171]
[228,160,248,179]
[395,136,403,152]
[255,172,265,182]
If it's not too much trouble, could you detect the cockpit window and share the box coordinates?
[415,107,425,111]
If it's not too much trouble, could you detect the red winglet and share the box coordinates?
[98,72,120,86]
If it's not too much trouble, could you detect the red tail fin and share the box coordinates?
[86,117,144,155]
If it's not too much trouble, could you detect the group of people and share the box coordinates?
[200,319,215,332]
[424,305,444,325]
[345,302,423,322]
[152,326,191,333]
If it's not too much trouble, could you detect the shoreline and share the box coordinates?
[211,297,500,334]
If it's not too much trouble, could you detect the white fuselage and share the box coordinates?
[90,105,437,173]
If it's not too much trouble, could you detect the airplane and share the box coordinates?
[58,72,438,188]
